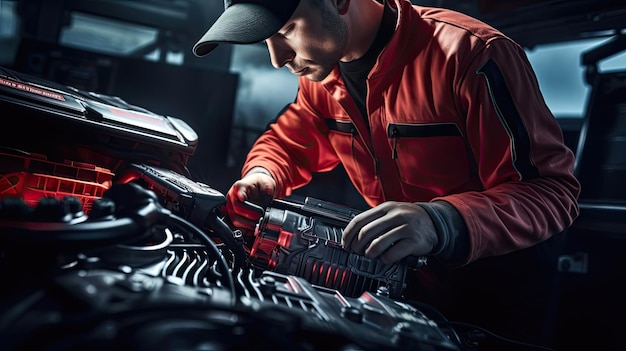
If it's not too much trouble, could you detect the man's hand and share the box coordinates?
[341,201,438,264]
[225,169,276,230]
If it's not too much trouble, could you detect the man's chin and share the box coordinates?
[304,67,333,82]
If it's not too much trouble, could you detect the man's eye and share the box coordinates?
[281,24,295,37]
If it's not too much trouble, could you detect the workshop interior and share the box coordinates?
[0,0,625,350]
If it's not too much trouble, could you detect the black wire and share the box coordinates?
[404,299,465,348]
[167,213,237,305]
[405,300,556,351]
[445,321,557,351]
[205,212,246,272]
[0,290,46,331]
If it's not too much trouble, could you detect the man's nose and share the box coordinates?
[266,38,295,69]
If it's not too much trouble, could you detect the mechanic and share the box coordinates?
[192,0,580,349]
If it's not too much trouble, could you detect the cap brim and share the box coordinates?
[192,3,284,57]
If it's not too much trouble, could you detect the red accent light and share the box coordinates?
[319,262,325,280]
[332,266,340,286]
[325,264,333,285]
[249,234,279,269]
[277,230,294,248]
[0,152,113,213]
[269,247,278,269]
[340,270,347,287]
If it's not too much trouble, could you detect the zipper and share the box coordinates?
[387,122,462,160]
[391,126,399,159]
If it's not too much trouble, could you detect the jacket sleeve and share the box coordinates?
[241,86,341,199]
[436,37,580,264]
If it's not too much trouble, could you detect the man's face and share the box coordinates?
[265,0,347,82]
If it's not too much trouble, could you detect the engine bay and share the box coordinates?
[0,66,463,351]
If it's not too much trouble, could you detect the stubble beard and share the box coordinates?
[305,7,348,82]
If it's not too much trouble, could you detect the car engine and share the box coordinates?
[0,66,464,351]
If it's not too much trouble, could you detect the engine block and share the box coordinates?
[0,184,460,351]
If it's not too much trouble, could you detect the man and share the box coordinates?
[193,0,579,348]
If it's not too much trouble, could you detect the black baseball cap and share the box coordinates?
[192,0,302,57]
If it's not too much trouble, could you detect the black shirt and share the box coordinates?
[338,1,397,129]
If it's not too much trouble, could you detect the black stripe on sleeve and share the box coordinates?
[477,59,540,180]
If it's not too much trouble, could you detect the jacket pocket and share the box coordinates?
[325,118,358,136]
[387,122,470,192]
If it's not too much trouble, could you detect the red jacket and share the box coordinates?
[242,0,580,264]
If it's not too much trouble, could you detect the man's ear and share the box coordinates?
[336,0,350,15]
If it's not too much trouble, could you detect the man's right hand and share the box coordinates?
[225,168,276,230]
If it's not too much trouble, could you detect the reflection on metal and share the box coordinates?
[60,12,159,56]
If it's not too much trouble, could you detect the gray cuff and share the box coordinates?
[417,200,470,266]
[245,167,273,178]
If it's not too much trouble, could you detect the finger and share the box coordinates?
[236,185,249,202]
[342,206,388,250]
[226,200,263,229]
[362,224,406,258]
[378,238,416,265]
[351,214,402,255]
[233,198,265,221]
[226,185,264,229]
[231,214,260,230]
[243,201,265,217]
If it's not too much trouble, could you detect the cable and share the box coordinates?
[406,300,556,351]
[205,212,247,272]
[445,321,557,351]
[405,300,464,348]
[167,213,237,305]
